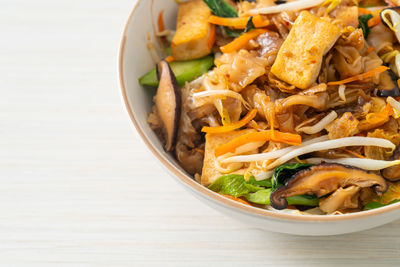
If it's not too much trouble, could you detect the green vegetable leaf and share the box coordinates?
[245,189,272,205]
[247,176,272,188]
[203,0,243,37]
[244,16,255,33]
[287,195,319,207]
[244,183,265,192]
[208,174,271,203]
[272,163,313,190]
[364,199,400,210]
[358,14,373,39]
[208,174,250,197]
[203,0,238,18]
[209,173,317,207]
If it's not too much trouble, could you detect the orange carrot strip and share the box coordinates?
[343,148,366,159]
[208,15,269,29]
[397,79,400,89]
[208,15,249,29]
[220,194,252,206]
[358,7,372,15]
[202,109,258,133]
[366,46,375,54]
[252,15,270,28]
[158,10,165,32]
[208,24,216,49]
[358,103,394,131]
[327,66,389,85]
[220,29,268,53]
[165,56,174,63]
[368,15,381,27]
[214,130,302,157]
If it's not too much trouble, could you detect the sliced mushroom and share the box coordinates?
[270,163,388,210]
[155,60,181,152]
[377,69,400,97]
[319,186,360,214]
[382,146,400,181]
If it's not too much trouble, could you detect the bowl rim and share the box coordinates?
[119,0,400,222]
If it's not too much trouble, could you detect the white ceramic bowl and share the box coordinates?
[119,0,400,235]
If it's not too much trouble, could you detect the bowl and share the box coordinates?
[119,0,400,235]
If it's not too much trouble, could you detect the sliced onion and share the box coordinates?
[192,90,251,109]
[305,157,400,170]
[338,85,346,102]
[222,135,329,163]
[381,8,400,43]
[297,111,337,135]
[387,96,400,112]
[266,137,396,169]
[394,53,400,76]
[247,0,325,15]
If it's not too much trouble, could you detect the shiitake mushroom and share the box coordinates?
[155,60,181,152]
[270,163,388,210]
[377,69,400,97]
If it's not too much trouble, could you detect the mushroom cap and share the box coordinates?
[155,60,181,152]
[270,163,388,210]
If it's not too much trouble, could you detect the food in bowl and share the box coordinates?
[138,0,400,215]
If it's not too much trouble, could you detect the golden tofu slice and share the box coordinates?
[271,11,341,89]
[171,0,215,61]
[201,129,255,187]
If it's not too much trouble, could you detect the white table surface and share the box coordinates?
[1,0,400,266]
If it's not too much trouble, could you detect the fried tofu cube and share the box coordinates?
[171,0,215,61]
[271,11,341,89]
[201,129,255,187]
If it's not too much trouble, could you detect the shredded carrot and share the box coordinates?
[368,15,381,27]
[358,103,394,131]
[397,79,400,89]
[220,194,252,206]
[269,111,275,137]
[358,8,381,27]
[165,56,174,63]
[208,24,216,49]
[208,15,269,29]
[358,7,372,15]
[327,66,389,85]
[366,46,375,54]
[343,148,366,159]
[209,16,249,29]
[252,15,270,28]
[214,130,302,157]
[220,29,268,53]
[157,10,165,32]
[202,109,258,133]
